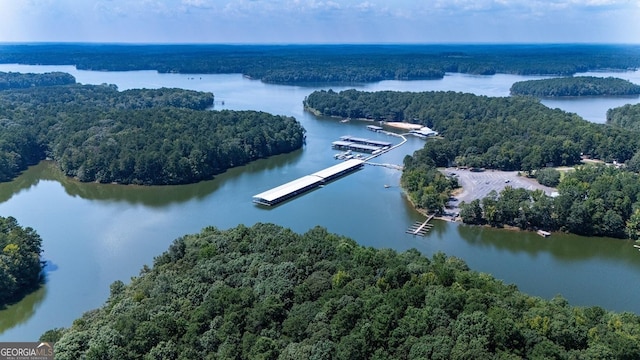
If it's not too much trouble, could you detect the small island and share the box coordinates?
[0,216,44,307]
[510,76,640,97]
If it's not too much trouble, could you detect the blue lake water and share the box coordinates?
[0,64,639,340]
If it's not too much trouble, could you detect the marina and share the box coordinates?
[255,131,405,206]
[1,64,640,341]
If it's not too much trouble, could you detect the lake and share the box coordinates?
[0,64,639,340]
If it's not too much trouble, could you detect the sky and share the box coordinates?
[0,0,638,44]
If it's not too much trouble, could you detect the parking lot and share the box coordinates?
[442,167,557,216]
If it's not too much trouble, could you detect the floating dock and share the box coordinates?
[331,135,392,154]
[406,214,435,236]
[339,136,392,148]
[253,159,364,206]
[332,140,381,153]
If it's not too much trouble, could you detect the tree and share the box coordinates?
[459,199,484,225]
[535,168,561,187]
[45,223,640,358]
[626,150,640,173]
[0,216,44,306]
[626,208,640,240]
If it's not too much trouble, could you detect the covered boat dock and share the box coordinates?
[252,175,323,206]
[332,135,393,154]
[331,141,381,153]
[312,158,365,182]
[253,159,365,206]
[339,136,392,148]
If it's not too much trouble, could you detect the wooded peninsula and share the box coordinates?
[41,223,640,359]
[0,216,44,308]
[304,89,640,239]
[510,76,640,97]
[457,165,640,239]
[303,89,640,169]
[607,102,640,132]
[0,72,305,185]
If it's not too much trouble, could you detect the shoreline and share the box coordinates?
[382,122,423,130]
[303,106,424,131]
[307,106,558,233]
[402,173,556,235]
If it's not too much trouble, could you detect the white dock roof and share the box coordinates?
[312,159,364,179]
[253,175,322,203]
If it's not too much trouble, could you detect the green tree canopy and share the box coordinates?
[304,89,639,171]
[3,44,640,84]
[510,76,640,97]
[459,164,640,238]
[535,167,561,187]
[0,76,305,185]
[0,216,44,307]
[46,223,640,359]
[607,103,640,132]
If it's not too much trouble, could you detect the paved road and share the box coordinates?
[441,167,557,216]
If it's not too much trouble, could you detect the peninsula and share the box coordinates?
[0,72,305,185]
[510,76,640,97]
[305,88,640,239]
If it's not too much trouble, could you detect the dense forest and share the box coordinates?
[0,216,44,307]
[42,223,640,359]
[607,102,640,131]
[1,44,640,84]
[304,89,640,170]
[0,73,305,185]
[510,76,640,97]
[459,164,640,239]
[0,71,75,90]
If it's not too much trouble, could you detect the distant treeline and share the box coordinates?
[510,76,640,97]
[0,72,305,185]
[304,89,640,171]
[1,44,640,84]
[42,223,640,359]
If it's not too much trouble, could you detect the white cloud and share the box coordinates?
[182,0,212,7]
[0,0,637,43]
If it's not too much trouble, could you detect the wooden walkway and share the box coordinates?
[406,214,435,236]
[366,162,404,170]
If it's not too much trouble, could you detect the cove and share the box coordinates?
[0,64,639,341]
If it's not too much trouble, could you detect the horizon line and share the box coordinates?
[1,41,639,47]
